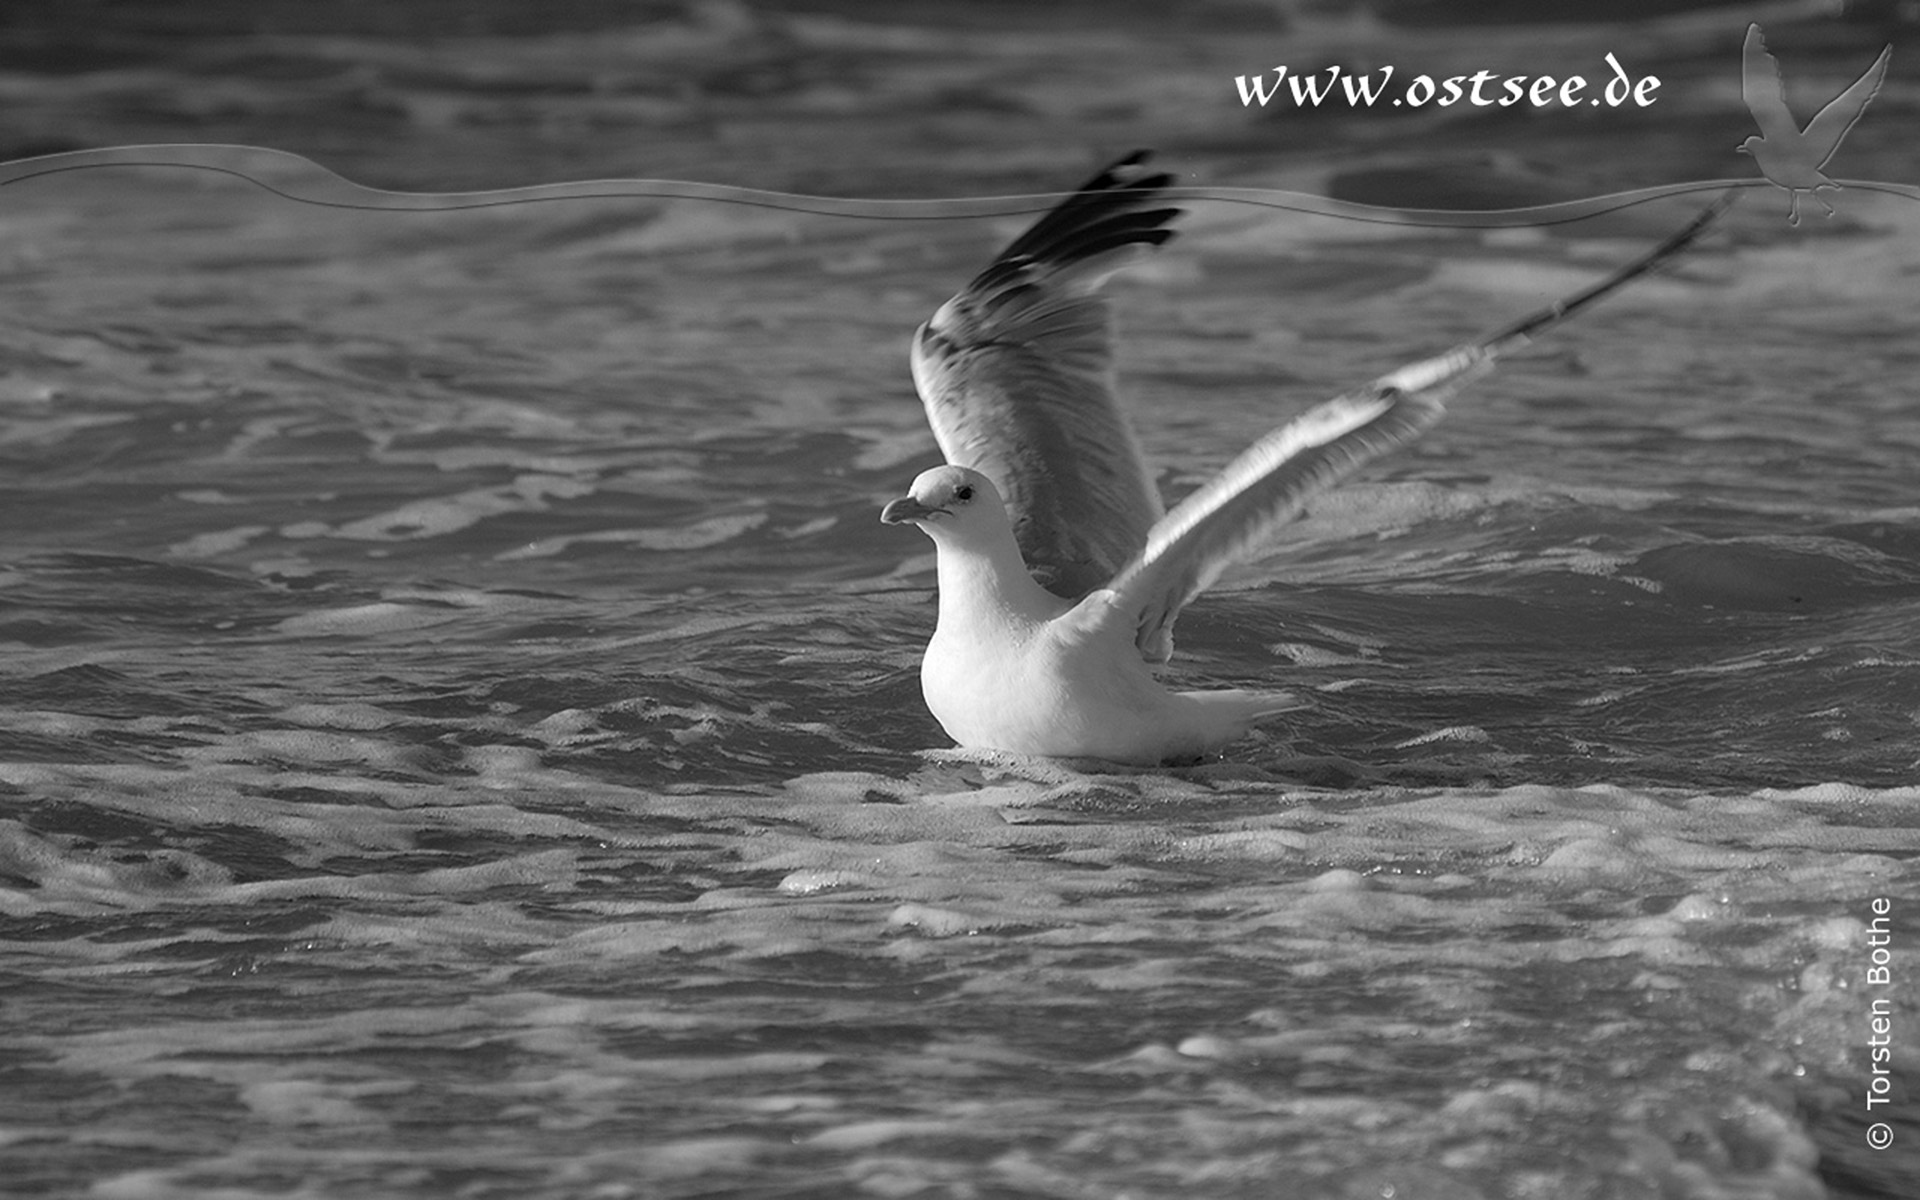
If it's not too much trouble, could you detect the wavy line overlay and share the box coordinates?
[1,144,1916,228]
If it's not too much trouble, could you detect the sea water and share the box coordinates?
[1,5,1916,1197]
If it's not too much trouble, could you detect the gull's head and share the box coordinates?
[879,465,1008,543]
[1736,135,1761,156]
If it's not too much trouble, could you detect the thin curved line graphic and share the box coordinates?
[0,143,1910,229]
[1837,179,1920,203]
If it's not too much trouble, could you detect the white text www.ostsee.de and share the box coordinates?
[1235,53,1659,110]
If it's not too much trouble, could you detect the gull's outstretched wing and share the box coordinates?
[1802,42,1891,168]
[1742,25,1803,143]
[911,151,1180,597]
[1102,195,1733,664]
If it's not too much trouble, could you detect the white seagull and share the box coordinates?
[881,152,1723,764]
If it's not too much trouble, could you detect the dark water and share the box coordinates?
[2,4,1917,1197]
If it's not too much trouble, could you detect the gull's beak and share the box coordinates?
[880,496,946,525]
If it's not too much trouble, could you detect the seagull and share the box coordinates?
[881,152,1725,764]
[1738,22,1891,224]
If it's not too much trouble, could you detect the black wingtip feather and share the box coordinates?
[1480,190,1734,350]
[982,150,1183,284]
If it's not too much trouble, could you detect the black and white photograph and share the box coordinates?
[1,1,1915,1196]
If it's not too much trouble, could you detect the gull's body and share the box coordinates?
[1738,22,1891,223]
[883,152,1723,764]
[890,465,1300,762]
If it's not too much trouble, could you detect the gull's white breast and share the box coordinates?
[919,591,1268,763]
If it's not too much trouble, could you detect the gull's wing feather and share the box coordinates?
[1098,355,1476,665]
[1103,194,1734,664]
[1742,24,1804,143]
[911,151,1180,598]
[1802,43,1891,168]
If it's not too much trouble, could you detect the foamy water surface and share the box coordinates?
[2,5,1918,1197]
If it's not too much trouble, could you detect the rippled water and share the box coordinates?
[3,4,1918,1198]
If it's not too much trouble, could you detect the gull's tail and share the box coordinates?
[1176,687,1309,737]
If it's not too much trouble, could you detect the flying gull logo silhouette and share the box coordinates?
[1738,22,1892,224]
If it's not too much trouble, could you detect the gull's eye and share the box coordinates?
[954,484,975,503]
